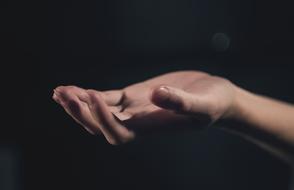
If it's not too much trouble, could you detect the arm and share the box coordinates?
[53,71,294,165]
[221,86,294,165]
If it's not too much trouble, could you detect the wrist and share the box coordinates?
[221,84,251,122]
[217,84,294,166]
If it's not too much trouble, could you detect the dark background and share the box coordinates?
[3,0,294,189]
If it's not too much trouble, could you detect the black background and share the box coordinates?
[3,0,294,190]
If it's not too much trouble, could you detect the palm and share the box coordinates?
[53,71,235,144]
[114,72,211,129]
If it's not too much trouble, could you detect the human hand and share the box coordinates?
[53,71,237,145]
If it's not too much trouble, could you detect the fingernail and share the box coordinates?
[52,92,60,103]
[54,87,62,93]
[52,88,63,103]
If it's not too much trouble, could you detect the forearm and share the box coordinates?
[222,86,294,165]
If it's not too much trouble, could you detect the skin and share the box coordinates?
[52,70,294,165]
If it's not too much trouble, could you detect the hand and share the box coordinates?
[53,71,237,145]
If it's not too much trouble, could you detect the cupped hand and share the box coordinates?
[53,71,237,145]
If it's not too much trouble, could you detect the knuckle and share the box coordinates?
[173,95,188,112]
[87,90,102,98]
[180,100,192,113]
[86,89,96,94]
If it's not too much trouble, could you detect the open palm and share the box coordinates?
[53,71,236,145]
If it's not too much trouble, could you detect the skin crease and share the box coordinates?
[53,70,294,165]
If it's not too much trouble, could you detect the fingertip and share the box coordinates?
[84,90,97,106]
[54,86,78,102]
[151,86,170,106]
[52,92,58,102]
[151,86,185,111]
[52,89,62,103]
[54,86,64,93]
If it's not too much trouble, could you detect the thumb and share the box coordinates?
[151,86,203,114]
